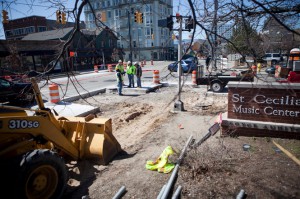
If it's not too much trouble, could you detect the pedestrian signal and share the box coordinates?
[2,10,8,24]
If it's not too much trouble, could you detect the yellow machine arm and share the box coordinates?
[0,78,121,164]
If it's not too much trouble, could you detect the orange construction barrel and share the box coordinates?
[94,65,99,73]
[108,64,113,72]
[153,70,160,84]
[49,83,60,103]
[192,70,197,85]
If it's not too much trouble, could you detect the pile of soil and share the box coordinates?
[66,85,300,199]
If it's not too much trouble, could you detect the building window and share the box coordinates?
[133,41,136,47]
[145,39,152,47]
[107,0,111,7]
[145,27,151,36]
[5,30,13,37]
[37,26,46,32]
[108,11,111,18]
[115,9,119,17]
[144,4,152,13]
[145,15,152,25]
[88,13,95,21]
[84,5,90,11]
[24,26,35,34]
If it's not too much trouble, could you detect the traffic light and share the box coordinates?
[134,11,138,23]
[2,10,8,24]
[138,12,143,23]
[167,16,173,31]
[61,12,66,24]
[185,16,194,31]
[56,10,62,23]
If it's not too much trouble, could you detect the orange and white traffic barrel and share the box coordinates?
[4,75,12,82]
[108,64,113,72]
[251,65,257,75]
[49,83,60,103]
[94,65,98,73]
[192,70,197,85]
[153,70,160,84]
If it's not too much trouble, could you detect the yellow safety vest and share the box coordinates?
[145,146,175,173]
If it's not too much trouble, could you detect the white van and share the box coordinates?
[262,53,282,63]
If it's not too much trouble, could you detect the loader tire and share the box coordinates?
[15,149,68,199]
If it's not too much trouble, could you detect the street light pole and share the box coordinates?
[174,16,184,111]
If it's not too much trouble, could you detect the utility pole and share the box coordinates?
[128,10,133,63]
[174,16,184,111]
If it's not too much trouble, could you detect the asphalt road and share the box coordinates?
[37,60,275,102]
[38,61,173,101]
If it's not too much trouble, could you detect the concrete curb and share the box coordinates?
[63,88,106,102]
[76,107,100,117]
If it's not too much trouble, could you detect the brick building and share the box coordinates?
[3,15,85,40]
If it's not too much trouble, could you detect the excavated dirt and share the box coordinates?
[65,85,300,199]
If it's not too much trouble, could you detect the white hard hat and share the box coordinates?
[133,62,138,65]
[118,60,122,63]
[127,61,131,64]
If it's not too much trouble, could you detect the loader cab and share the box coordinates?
[287,48,300,71]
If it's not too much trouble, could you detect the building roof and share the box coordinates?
[22,27,74,41]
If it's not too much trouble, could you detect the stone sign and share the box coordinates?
[228,83,300,124]
[222,82,300,139]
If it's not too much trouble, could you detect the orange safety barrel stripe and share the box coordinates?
[49,84,60,103]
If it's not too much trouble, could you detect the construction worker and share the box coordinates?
[126,61,136,88]
[115,60,125,85]
[116,69,123,95]
[134,62,142,88]
[257,62,261,73]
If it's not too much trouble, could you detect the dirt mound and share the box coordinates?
[67,86,300,199]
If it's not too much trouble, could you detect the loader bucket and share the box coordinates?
[59,117,122,165]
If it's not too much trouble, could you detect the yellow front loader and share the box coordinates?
[0,78,121,199]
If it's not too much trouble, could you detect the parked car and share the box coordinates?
[168,60,197,73]
[0,77,34,105]
[183,56,198,64]
[265,65,276,74]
